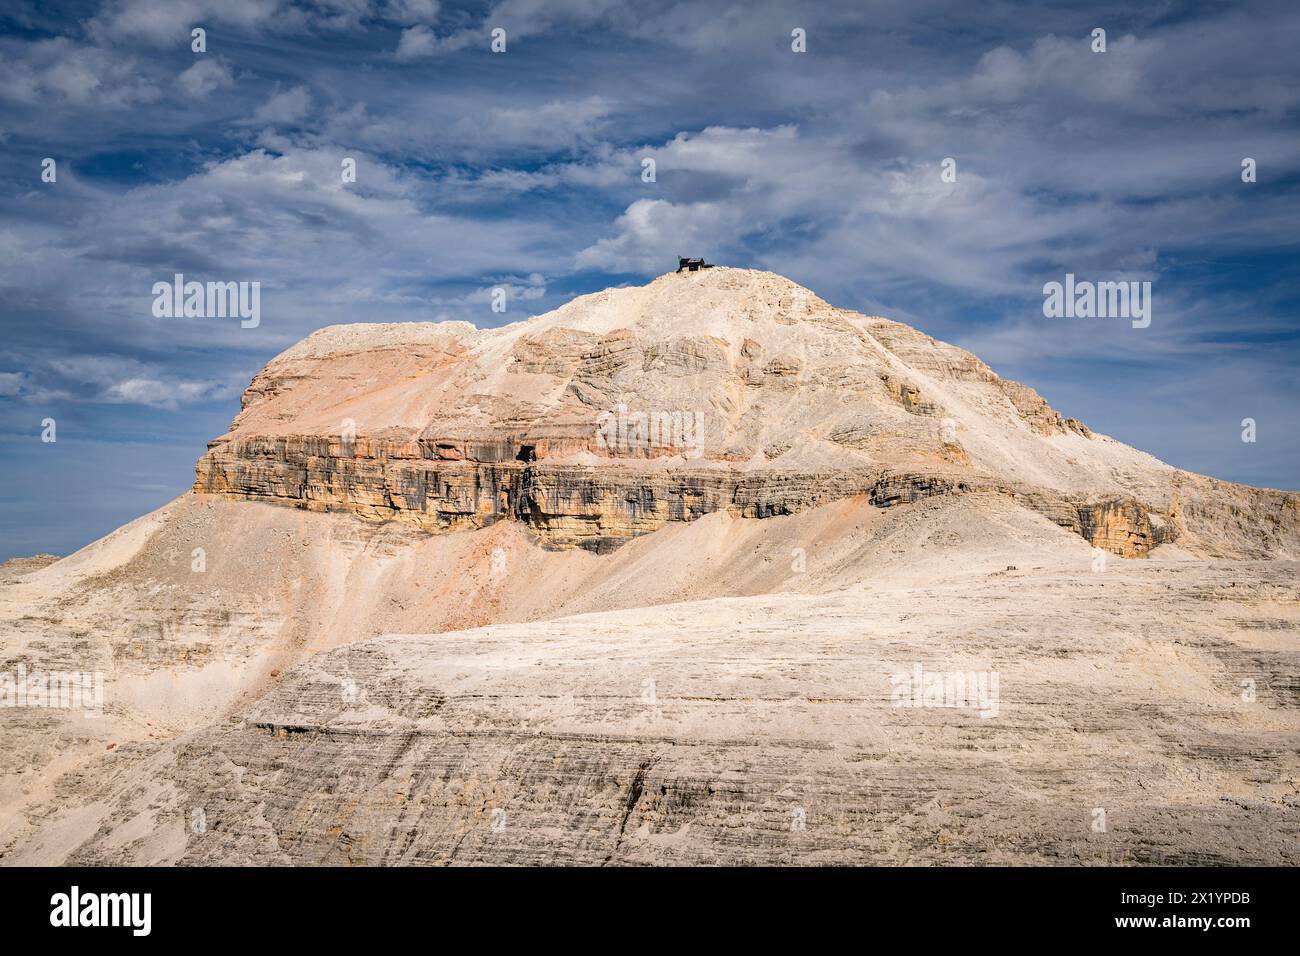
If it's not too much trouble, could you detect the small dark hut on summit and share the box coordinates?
[676,256,715,272]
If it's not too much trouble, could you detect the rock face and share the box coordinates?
[3,268,1298,867]
[193,268,1296,559]
[196,442,1176,556]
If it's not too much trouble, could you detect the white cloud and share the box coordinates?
[422,0,637,51]
[88,0,309,46]
[104,377,216,406]
[459,274,547,305]
[177,58,236,98]
[322,94,620,157]
[0,37,160,108]
[471,96,615,151]
[394,24,438,60]
[22,356,230,409]
[249,86,312,125]
[385,0,441,23]
[0,372,27,397]
[577,198,743,273]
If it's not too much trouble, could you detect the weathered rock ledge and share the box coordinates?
[195,434,1175,556]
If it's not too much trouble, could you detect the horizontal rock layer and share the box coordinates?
[195,435,1175,556]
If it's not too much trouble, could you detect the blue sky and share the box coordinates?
[1,0,1298,561]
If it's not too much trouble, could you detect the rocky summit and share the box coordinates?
[2,268,1297,866]
[195,267,1294,558]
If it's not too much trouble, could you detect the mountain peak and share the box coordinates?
[197,272,1298,560]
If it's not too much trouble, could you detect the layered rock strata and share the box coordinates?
[197,435,1185,556]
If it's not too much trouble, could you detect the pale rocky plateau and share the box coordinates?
[1,267,1296,865]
